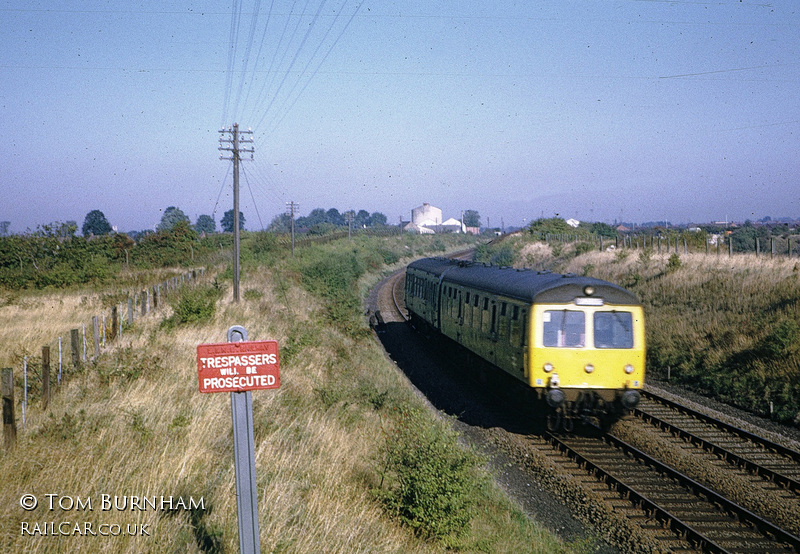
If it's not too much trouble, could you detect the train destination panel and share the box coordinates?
[197,340,280,393]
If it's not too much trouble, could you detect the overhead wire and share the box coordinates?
[220,0,243,128]
[230,0,263,121]
[266,1,361,136]
[219,1,362,223]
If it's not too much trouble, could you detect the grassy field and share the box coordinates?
[1,234,580,553]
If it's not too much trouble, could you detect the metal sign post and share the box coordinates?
[227,325,260,554]
[197,326,281,553]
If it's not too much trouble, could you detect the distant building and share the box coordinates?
[406,202,473,234]
[411,203,443,227]
[566,218,580,228]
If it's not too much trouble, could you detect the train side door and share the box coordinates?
[456,289,464,342]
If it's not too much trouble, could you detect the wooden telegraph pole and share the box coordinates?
[219,124,254,302]
[286,201,298,256]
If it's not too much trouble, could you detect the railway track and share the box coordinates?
[636,390,800,494]
[547,428,800,552]
[371,265,800,552]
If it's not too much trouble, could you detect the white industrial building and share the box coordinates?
[404,203,467,234]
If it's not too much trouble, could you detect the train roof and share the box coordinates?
[407,257,640,305]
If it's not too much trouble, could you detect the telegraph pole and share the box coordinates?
[345,210,354,241]
[285,201,298,256]
[219,123,254,302]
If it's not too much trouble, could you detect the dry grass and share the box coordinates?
[0,263,537,553]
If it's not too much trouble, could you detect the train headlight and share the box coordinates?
[583,285,595,296]
[624,364,635,374]
[584,364,594,373]
[543,362,554,373]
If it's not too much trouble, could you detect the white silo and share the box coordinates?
[411,203,442,227]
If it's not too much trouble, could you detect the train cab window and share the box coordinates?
[543,310,585,348]
[594,312,634,349]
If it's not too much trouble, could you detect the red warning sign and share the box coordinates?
[197,340,280,393]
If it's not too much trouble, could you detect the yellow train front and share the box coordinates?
[405,258,645,430]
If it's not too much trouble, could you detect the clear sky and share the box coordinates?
[1,1,798,234]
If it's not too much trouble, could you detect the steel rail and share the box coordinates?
[547,430,800,553]
[639,390,800,494]
[642,389,800,464]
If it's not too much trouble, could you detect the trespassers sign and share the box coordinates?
[197,340,280,393]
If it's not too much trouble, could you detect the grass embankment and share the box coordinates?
[1,233,575,553]
[483,236,800,426]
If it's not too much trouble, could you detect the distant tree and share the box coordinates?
[326,208,344,226]
[36,221,77,238]
[370,212,388,226]
[268,213,292,233]
[463,210,481,228]
[195,214,216,235]
[82,210,113,236]
[586,222,616,238]
[221,209,245,232]
[354,209,371,228]
[296,208,325,228]
[158,206,190,232]
[527,217,572,236]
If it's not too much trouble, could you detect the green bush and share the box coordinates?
[162,284,222,327]
[376,406,485,543]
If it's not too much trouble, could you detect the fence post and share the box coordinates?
[111,306,119,341]
[756,237,760,256]
[127,298,133,325]
[771,237,775,259]
[92,316,100,358]
[142,290,148,316]
[42,346,50,410]
[70,328,81,369]
[729,235,733,256]
[2,368,15,450]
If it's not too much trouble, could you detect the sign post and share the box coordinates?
[197,325,280,554]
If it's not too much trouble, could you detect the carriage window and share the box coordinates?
[483,298,489,310]
[501,302,507,317]
[465,292,470,304]
[543,310,585,347]
[512,305,519,320]
[594,312,634,349]
[474,295,479,307]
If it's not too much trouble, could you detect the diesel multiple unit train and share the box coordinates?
[405,257,645,429]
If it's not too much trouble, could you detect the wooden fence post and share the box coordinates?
[92,316,100,358]
[111,306,119,340]
[2,368,15,450]
[70,328,81,369]
[42,346,50,410]
[142,290,148,316]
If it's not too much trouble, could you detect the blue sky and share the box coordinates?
[1,1,798,233]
